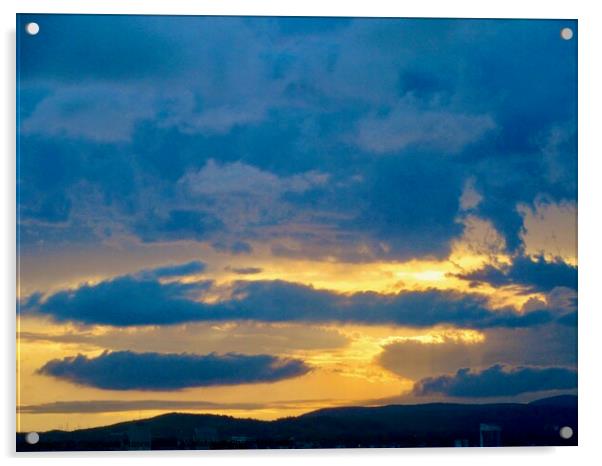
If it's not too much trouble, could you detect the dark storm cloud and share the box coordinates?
[224,280,552,328]
[456,255,577,292]
[456,22,577,251]
[18,17,577,260]
[31,270,554,328]
[18,135,91,224]
[134,210,224,242]
[349,154,465,260]
[413,364,577,397]
[18,14,185,81]
[38,350,310,390]
[17,133,137,245]
[37,276,214,326]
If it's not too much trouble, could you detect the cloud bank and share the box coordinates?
[456,255,577,292]
[413,364,577,397]
[18,16,577,262]
[38,351,310,390]
[29,270,562,328]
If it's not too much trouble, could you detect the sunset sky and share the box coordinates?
[17,15,577,432]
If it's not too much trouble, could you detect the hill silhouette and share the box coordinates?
[17,395,577,451]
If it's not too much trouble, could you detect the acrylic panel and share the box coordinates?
[16,14,578,451]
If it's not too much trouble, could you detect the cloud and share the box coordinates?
[38,350,310,390]
[354,102,495,154]
[520,200,577,263]
[180,160,328,198]
[139,261,206,279]
[18,399,267,414]
[17,17,577,263]
[226,280,552,328]
[378,338,483,380]
[18,396,341,414]
[176,161,331,250]
[379,323,577,381]
[21,85,156,142]
[134,210,223,242]
[413,364,577,397]
[37,276,213,326]
[557,311,577,327]
[212,240,253,255]
[346,153,466,260]
[31,270,553,328]
[456,255,577,292]
[225,266,264,275]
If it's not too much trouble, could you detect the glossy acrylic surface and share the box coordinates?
[16,14,577,450]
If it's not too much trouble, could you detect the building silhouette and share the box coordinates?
[479,423,502,447]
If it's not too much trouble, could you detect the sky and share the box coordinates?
[16,15,577,432]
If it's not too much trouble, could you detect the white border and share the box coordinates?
[3,1,602,465]
[3,0,589,18]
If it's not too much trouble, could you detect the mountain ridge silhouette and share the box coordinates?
[17,394,577,450]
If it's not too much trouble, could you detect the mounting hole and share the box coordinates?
[559,426,573,439]
[25,432,40,445]
[25,22,40,36]
[560,27,573,40]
